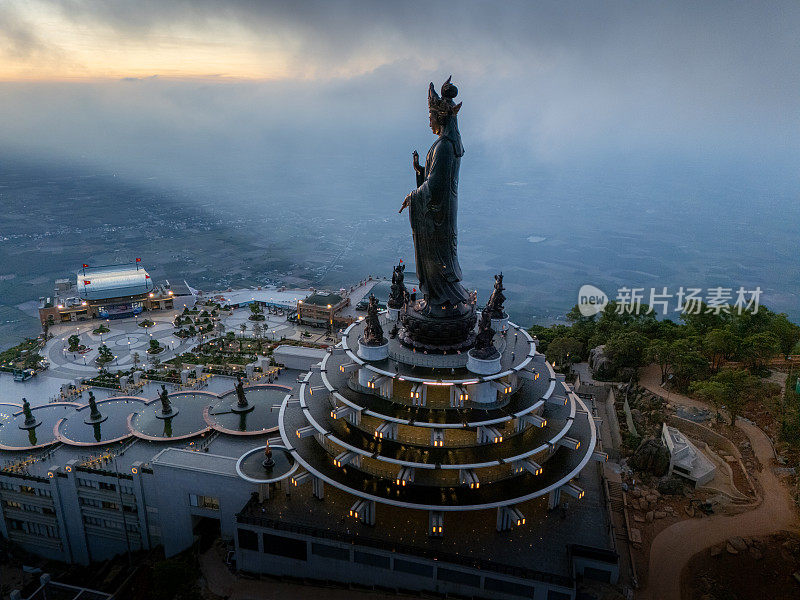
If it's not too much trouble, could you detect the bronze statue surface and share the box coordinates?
[362,295,385,346]
[486,273,507,319]
[398,77,477,351]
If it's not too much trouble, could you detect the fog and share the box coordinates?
[0,1,798,342]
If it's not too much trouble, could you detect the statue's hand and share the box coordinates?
[412,150,423,174]
[399,193,412,213]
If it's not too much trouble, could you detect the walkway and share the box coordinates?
[637,366,798,600]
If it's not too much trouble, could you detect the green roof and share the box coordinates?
[304,292,343,306]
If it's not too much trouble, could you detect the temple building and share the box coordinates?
[37,262,194,325]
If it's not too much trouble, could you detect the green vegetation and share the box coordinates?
[138,318,155,328]
[249,302,265,321]
[531,301,800,451]
[0,338,44,371]
[68,334,82,352]
[531,302,799,388]
[96,344,114,364]
[148,339,163,354]
[92,324,110,335]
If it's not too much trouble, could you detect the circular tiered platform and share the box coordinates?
[0,402,80,450]
[236,445,297,483]
[128,391,214,441]
[278,310,599,517]
[205,385,291,435]
[57,397,148,446]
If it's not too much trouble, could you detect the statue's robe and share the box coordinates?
[407,119,469,310]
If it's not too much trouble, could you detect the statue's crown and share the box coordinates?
[428,76,462,118]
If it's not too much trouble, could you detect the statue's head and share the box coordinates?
[428,76,461,134]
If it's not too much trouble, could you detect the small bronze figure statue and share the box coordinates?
[159,385,172,415]
[84,390,106,424]
[387,262,407,310]
[19,397,40,430]
[362,295,385,346]
[156,384,178,419]
[485,273,507,319]
[472,308,499,360]
[262,439,275,469]
[235,375,248,409]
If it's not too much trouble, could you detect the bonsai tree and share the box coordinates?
[96,344,114,364]
[68,334,81,352]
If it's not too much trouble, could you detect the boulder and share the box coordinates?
[710,545,723,557]
[748,546,763,560]
[630,437,671,477]
[726,542,738,555]
[646,511,654,522]
[728,537,747,552]
[654,511,667,519]
[588,345,613,379]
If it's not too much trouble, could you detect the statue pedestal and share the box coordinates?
[491,313,509,333]
[399,302,477,353]
[231,402,255,414]
[387,307,400,321]
[467,381,499,404]
[156,408,179,420]
[84,413,108,425]
[466,348,501,375]
[357,338,389,361]
[19,419,40,431]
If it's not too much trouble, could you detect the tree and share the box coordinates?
[690,369,761,425]
[741,331,780,373]
[240,323,247,338]
[604,330,649,373]
[768,313,800,357]
[252,323,264,339]
[96,344,113,364]
[132,352,140,369]
[647,339,674,384]
[703,328,739,372]
[149,339,161,353]
[68,334,81,352]
[546,336,583,366]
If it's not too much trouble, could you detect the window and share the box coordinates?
[0,482,16,491]
[393,559,433,577]
[262,532,307,561]
[354,551,390,569]
[312,543,350,561]
[189,494,219,510]
[101,501,119,511]
[437,568,480,588]
[80,498,100,507]
[484,578,535,596]
[238,528,258,551]
[98,482,116,492]
[3,500,21,510]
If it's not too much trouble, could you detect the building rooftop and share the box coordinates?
[77,264,154,301]
[209,287,311,308]
[303,292,344,307]
[151,447,241,478]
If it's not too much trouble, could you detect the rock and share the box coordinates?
[654,511,667,519]
[728,536,747,551]
[630,489,643,498]
[658,478,686,495]
[630,438,671,477]
[749,546,763,560]
[633,515,645,523]
[726,542,738,555]
[646,493,659,503]
[710,545,723,557]
[588,345,613,379]
[646,511,654,522]
[629,498,640,510]
[685,505,696,517]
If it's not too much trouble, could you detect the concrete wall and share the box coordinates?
[273,346,327,371]
[151,457,256,557]
[235,521,575,600]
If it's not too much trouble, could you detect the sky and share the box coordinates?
[1,1,798,169]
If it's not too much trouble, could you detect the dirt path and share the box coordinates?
[636,366,799,600]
